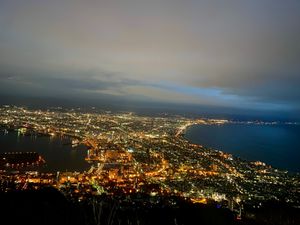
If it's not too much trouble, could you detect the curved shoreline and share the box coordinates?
[182,123,300,173]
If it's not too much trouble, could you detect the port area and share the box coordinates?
[0,152,45,170]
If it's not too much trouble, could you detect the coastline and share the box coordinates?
[182,123,300,174]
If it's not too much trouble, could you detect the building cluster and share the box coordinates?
[0,105,299,215]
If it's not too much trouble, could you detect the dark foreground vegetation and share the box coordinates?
[0,187,299,225]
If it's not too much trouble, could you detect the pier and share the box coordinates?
[0,152,45,169]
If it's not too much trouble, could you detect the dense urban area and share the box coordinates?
[0,105,299,224]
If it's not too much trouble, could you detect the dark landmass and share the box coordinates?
[1,187,300,225]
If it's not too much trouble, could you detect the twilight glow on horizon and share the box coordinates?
[0,0,299,116]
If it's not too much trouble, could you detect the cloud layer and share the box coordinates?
[0,0,300,113]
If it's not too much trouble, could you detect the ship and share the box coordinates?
[71,139,80,147]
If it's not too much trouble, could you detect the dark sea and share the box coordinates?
[184,124,300,173]
[0,131,89,172]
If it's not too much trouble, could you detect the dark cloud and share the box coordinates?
[0,0,299,115]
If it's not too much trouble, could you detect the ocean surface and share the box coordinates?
[0,131,89,172]
[184,124,300,173]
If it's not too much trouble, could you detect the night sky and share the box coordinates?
[0,1,299,118]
